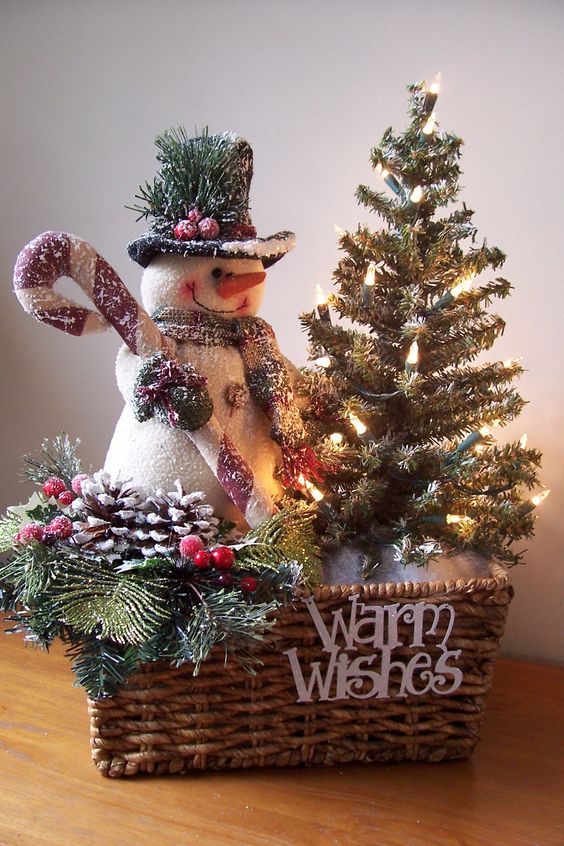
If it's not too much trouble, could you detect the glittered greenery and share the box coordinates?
[129,127,251,236]
[236,502,320,585]
[299,80,543,568]
[1,438,319,697]
[133,352,213,432]
[23,433,82,487]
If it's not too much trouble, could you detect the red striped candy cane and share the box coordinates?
[14,231,275,527]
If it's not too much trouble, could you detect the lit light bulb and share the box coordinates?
[450,274,475,299]
[376,162,402,194]
[315,284,331,323]
[314,356,331,369]
[446,514,471,525]
[330,432,344,444]
[406,340,419,366]
[503,357,523,369]
[362,261,377,306]
[422,112,436,135]
[531,489,550,508]
[474,444,485,454]
[423,74,441,116]
[306,480,325,502]
[519,488,551,517]
[316,284,327,306]
[364,262,376,288]
[334,224,346,237]
[479,425,491,437]
[519,433,528,449]
[349,413,367,436]
[409,185,423,204]
[298,473,325,502]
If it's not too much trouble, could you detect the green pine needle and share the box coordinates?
[128,127,250,235]
[23,433,82,487]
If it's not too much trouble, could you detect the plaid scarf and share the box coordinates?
[152,307,323,486]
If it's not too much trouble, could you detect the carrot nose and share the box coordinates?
[217,271,266,299]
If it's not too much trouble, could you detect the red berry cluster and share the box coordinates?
[15,515,73,545]
[43,476,77,508]
[174,208,220,242]
[178,537,258,592]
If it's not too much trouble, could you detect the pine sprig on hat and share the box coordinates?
[129,128,251,236]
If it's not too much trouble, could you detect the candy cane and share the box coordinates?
[14,231,275,527]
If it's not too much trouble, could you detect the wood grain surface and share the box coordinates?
[0,622,562,846]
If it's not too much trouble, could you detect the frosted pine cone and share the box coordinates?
[71,472,218,560]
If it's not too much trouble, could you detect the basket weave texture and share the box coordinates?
[88,563,512,777]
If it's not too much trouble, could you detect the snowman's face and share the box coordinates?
[140,254,267,317]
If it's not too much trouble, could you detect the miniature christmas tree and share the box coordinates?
[300,79,546,568]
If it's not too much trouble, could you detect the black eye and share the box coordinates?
[211,267,223,279]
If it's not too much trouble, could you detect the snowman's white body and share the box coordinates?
[104,253,290,525]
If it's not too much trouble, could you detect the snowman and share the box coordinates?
[102,129,316,526]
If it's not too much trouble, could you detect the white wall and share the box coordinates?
[1,0,562,663]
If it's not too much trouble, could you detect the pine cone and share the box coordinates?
[71,472,218,560]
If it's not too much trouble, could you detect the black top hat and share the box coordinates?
[127,128,295,270]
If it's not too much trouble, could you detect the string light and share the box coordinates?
[376,162,402,195]
[348,412,376,445]
[455,422,496,454]
[531,489,550,507]
[422,112,436,136]
[362,261,377,306]
[519,433,528,449]
[409,185,424,204]
[450,274,474,299]
[434,273,475,310]
[349,413,367,436]
[405,340,419,373]
[316,284,331,324]
[423,74,441,115]
[421,513,473,526]
[518,489,551,517]
[297,474,340,520]
[334,224,346,238]
[503,357,523,369]
[297,474,324,501]
[330,432,344,444]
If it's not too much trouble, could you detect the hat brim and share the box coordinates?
[127,231,295,270]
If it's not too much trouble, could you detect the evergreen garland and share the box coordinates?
[1,438,318,698]
[299,81,544,568]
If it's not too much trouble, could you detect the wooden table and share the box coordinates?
[0,629,562,846]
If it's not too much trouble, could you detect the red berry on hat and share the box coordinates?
[58,490,76,507]
[193,549,211,570]
[45,515,73,540]
[217,572,234,587]
[71,474,90,496]
[211,546,235,570]
[179,535,205,559]
[187,208,202,224]
[198,218,220,240]
[15,523,45,544]
[43,477,66,498]
[240,576,258,593]
[174,220,199,240]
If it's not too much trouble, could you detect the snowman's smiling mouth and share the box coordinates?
[185,281,249,314]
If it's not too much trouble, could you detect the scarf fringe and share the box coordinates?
[281,444,327,488]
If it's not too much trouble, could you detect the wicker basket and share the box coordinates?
[88,563,512,777]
